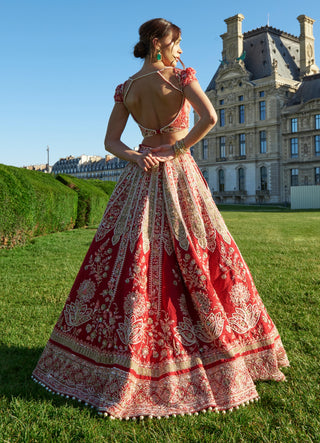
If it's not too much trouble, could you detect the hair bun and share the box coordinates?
[133,19,181,60]
[133,41,148,59]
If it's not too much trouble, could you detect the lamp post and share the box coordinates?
[46,145,50,172]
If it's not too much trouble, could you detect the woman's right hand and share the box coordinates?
[136,151,160,172]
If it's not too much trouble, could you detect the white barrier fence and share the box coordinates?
[291,185,320,209]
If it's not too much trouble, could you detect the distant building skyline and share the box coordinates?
[50,154,127,182]
[23,163,52,173]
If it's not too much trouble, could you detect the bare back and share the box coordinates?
[123,68,187,141]
[108,66,203,152]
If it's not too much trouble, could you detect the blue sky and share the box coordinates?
[1,0,320,167]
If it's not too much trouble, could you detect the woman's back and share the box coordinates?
[114,67,197,142]
[123,68,184,131]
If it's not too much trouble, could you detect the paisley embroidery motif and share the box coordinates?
[227,283,261,334]
[228,304,261,334]
[174,317,197,346]
[117,316,145,346]
[64,280,96,328]
[194,312,224,342]
[64,300,93,328]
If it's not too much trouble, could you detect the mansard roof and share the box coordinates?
[285,73,320,106]
[207,25,301,91]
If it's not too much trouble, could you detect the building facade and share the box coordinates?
[192,14,320,204]
[24,164,52,173]
[281,75,320,196]
[51,154,128,182]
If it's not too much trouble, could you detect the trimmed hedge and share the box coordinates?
[0,164,78,248]
[90,179,117,197]
[56,175,110,228]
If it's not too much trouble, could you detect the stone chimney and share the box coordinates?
[297,15,319,76]
[221,14,245,62]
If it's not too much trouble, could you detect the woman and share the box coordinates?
[32,18,289,420]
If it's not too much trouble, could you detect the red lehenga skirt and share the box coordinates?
[32,150,289,419]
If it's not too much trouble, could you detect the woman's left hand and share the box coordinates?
[150,144,175,162]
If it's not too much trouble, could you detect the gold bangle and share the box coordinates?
[173,139,188,158]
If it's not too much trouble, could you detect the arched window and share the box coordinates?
[238,168,245,191]
[260,166,268,190]
[219,169,224,192]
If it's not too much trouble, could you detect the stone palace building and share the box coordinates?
[192,14,320,204]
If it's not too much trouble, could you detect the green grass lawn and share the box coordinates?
[0,211,319,442]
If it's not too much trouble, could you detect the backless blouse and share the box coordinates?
[114,67,197,138]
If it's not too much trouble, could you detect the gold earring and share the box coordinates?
[156,49,162,61]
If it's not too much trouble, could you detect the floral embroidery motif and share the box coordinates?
[114,83,124,102]
[229,283,251,305]
[219,244,247,281]
[123,291,147,317]
[175,67,197,88]
[84,240,112,284]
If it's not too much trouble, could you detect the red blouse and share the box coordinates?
[114,67,197,138]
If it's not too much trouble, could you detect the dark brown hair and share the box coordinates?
[133,18,181,59]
